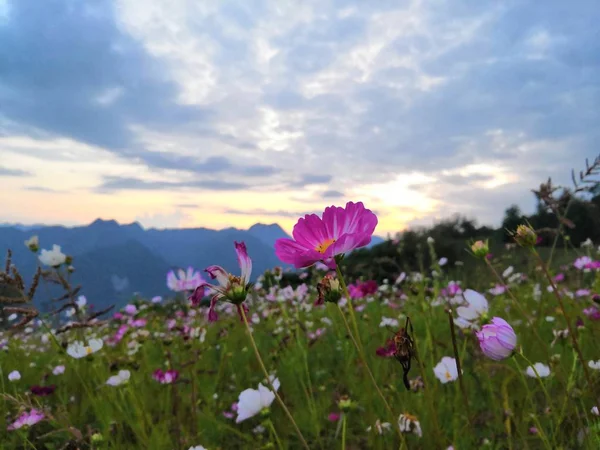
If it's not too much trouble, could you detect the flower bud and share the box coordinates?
[24,236,39,253]
[475,317,517,360]
[470,240,489,258]
[512,224,537,248]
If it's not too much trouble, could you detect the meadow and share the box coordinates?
[1,203,600,450]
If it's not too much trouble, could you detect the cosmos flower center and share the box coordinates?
[85,346,93,355]
[315,238,336,254]
[445,371,452,380]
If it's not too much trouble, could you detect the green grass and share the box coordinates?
[1,246,600,449]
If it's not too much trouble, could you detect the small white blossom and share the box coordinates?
[66,339,103,358]
[39,245,67,267]
[525,363,551,378]
[106,370,131,386]
[433,357,459,383]
[8,370,21,381]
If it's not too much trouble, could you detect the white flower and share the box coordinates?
[395,272,406,285]
[588,360,600,370]
[24,235,39,251]
[502,266,514,278]
[398,413,422,437]
[525,363,551,378]
[433,357,459,383]
[592,406,599,416]
[438,257,448,266]
[581,238,593,248]
[8,370,21,381]
[76,296,87,308]
[39,245,67,267]
[66,338,103,358]
[367,419,392,434]
[188,447,207,450]
[379,317,399,328]
[427,237,435,244]
[53,365,65,375]
[106,370,131,386]
[8,313,17,321]
[455,289,488,329]
[236,378,280,423]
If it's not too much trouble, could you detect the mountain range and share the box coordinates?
[0,220,384,312]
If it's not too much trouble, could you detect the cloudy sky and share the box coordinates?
[1,0,598,235]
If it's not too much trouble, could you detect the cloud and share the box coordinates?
[224,208,321,218]
[1,0,599,230]
[0,166,29,177]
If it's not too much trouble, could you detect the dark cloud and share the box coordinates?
[321,189,345,198]
[23,186,63,193]
[289,174,333,188]
[0,166,29,176]
[224,208,321,218]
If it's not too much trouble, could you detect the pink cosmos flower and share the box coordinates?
[475,317,517,360]
[7,409,45,430]
[583,306,600,320]
[328,412,341,422]
[167,267,206,292]
[124,304,137,316]
[153,369,179,384]
[348,280,378,299]
[376,339,397,358]
[189,241,252,323]
[275,201,378,269]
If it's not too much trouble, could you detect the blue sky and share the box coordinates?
[0,0,598,234]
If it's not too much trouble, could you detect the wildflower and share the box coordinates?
[470,240,489,258]
[525,363,551,378]
[167,267,205,292]
[583,307,600,320]
[438,257,448,266]
[367,419,392,434]
[24,235,39,252]
[376,339,397,358]
[398,413,422,437]
[581,238,593,248]
[188,447,207,450]
[427,237,435,244]
[106,370,131,386]
[379,317,399,328]
[488,284,507,296]
[433,356,459,383]
[52,365,65,375]
[39,244,67,267]
[30,385,56,396]
[315,274,342,305]
[475,317,517,360]
[66,339,104,358]
[512,224,537,248]
[124,304,138,316]
[551,328,569,346]
[152,296,163,303]
[328,412,340,422]
[588,360,600,370]
[337,395,354,412]
[8,370,21,381]
[274,201,378,269]
[189,242,253,322]
[592,406,599,416]
[7,409,44,430]
[455,289,489,329]
[235,378,280,423]
[502,266,514,278]
[153,369,179,384]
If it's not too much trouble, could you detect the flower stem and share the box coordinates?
[333,268,406,446]
[341,413,347,450]
[531,249,593,388]
[240,307,311,450]
[446,309,473,430]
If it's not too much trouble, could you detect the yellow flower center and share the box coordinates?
[445,371,452,380]
[85,346,93,355]
[315,238,336,254]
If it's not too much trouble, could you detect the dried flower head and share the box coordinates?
[512,224,537,248]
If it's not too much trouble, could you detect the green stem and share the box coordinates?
[341,413,347,450]
[267,418,284,450]
[446,310,473,430]
[532,248,593,388]
[240,307,310,450]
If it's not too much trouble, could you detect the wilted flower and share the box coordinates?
[66,339,104,359]
[475,317,517,360]
[153,369,179,384]
[236,377,280,423]
[24,235,39,252]
[31,385,56,396]
[39,244,67,267]
[398,413,422,437]
[167,267,205,292]
[7,409,45,430]
[106,370,131,386]
[525,363,551,378]
[8,370,21,381]
[315,274,342,305]
[275,201,378,269]
[433,357,459,383]
[367,419,392,434]
[189,242,253,323]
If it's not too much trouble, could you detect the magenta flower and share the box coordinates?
[348,280,378,299]
[583,306,600,321]
[189,241,252,323]
[275,201,378,269]
[376,339,397,358]
[475,317,517,360]
[167,266,206,292]
[30,385,56,396]
[153,369,179,384]
[7,409,45,430]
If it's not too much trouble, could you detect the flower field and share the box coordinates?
[1,202,600,450]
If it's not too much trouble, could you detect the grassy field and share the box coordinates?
[1,241,600,449]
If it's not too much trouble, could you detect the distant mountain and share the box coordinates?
[0,219,290,311]
[0,219,386,312]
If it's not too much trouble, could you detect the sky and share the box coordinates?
[0,0,598,236]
